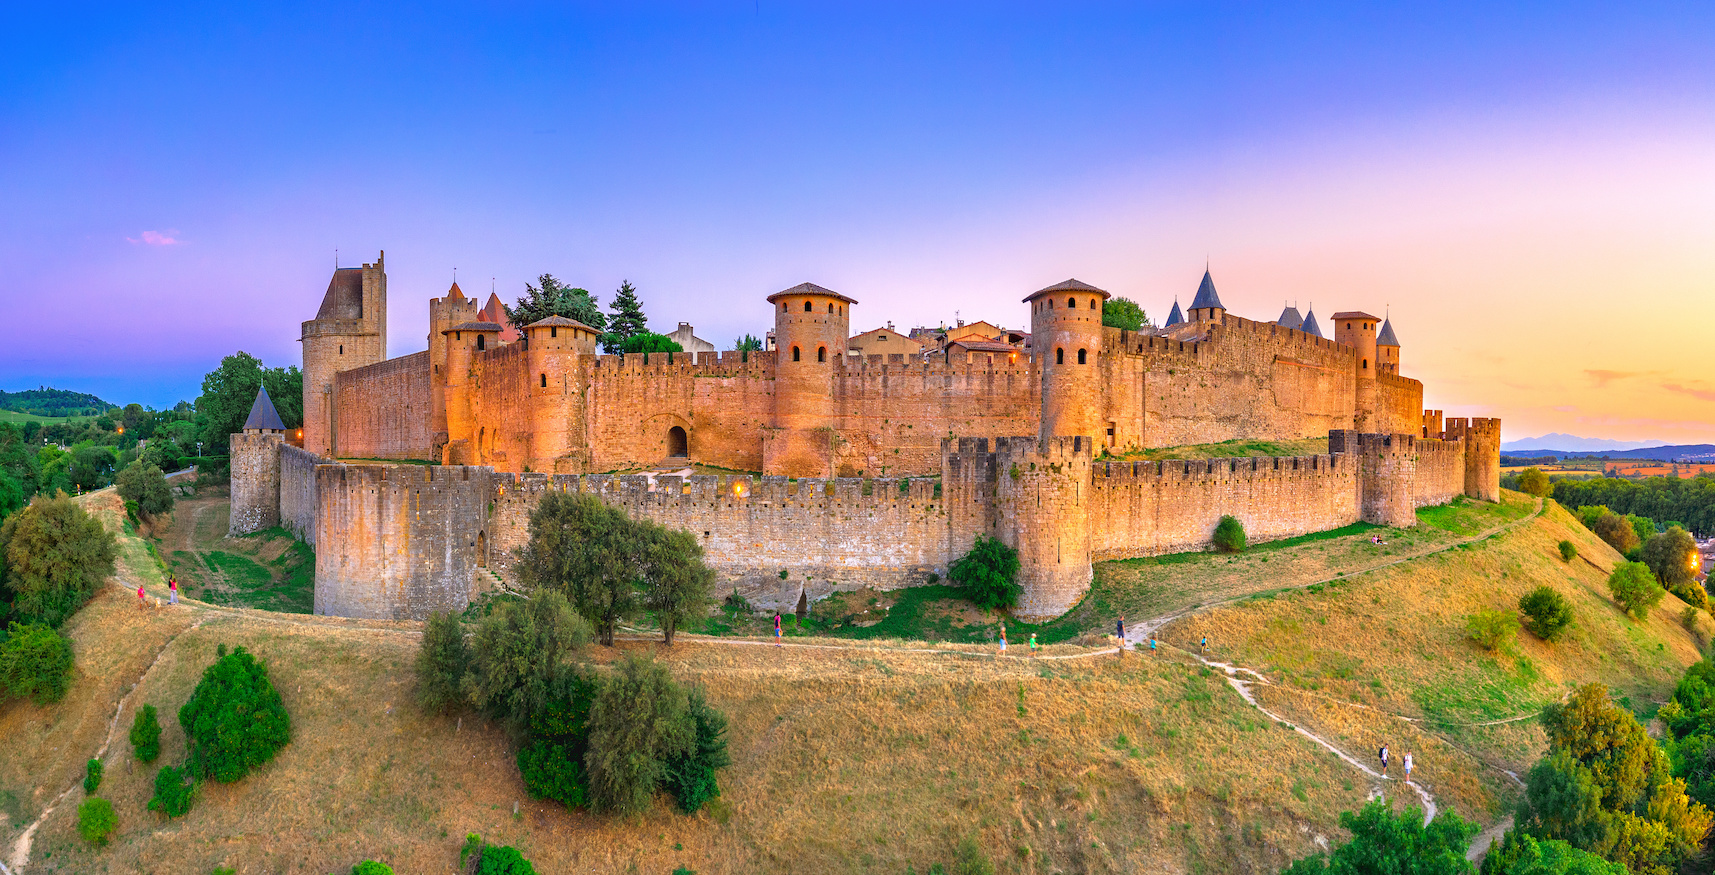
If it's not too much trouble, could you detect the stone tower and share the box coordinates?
[524,315,600,472]
[301,253,387,457]
[1376,317,1400,375]
[1333,311,1380,431]
[229,385,286,535]
[427,282,479,458]
[1026,279,1109,442]
[1187,268,1226,324]
[997,435,1094,621]
[1445,417,1502,502]
[764,282,854,477]
[440,320,502,465]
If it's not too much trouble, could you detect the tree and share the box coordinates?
[179,644,292,783]
[1467,609,1519,653]
[1279,799,1476,874]
[0,623,75,704]
[948,535,1021,610]
[604,280,649,353]
[193,352,302,449]
[1519,587,1575,642]
[1517,468,1552,497]
[1607,562,1665,621]
[1627,515,1658,550]
[147,764,195,818]
[67,444,118,492]
[461,590,592,724]
[76,796,117,845]
[585,653,693,815]
[517,667,599,808]
[619,332,683,355]
[460,835,540,875]
[1213,515,1247,553]
[130,703,162,762]
[415,610,469,713]
[732,335,763,352]
[1558,541,1578,562]
[1591,512,1640,556]
[1640,526,1698,588]
[116,460,174,521]
[1479,829,1626,875]
[515,491,644,646]
[508,274,606,332]
[663,684,730,813]
[640,524,715,645]
[84,756,103,794]
[1101,297,1148,332]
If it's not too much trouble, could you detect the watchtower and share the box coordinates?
[1333,311,1380,431]
[1444,417,1501,502]
[440,321,502,465]
[1376,317,1401,375]
[524,315,601,471]
[427,282,478,455]
[764,282,854,477]
[1187,268,1226,325]
[229,385,287,535]
[1025,279,1108,442]
[301,253,387,457]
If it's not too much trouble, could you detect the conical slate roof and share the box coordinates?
[1276,305,1303,330]
[243,385,286,432]
[1301,307,1324,339]
[1163,300,1184,327]
[1377,317,1400,347]
[1189,269,1224,310]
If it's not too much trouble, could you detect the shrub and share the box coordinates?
[953,837,996,875]
[1516,467,1552,497]
[462,590,592,725]
[585,653,692,815]
[664,684,731,813]
[1213,515,1247,553]
[1279,799,1476,874]
[83,757,102,794]
[76,796,116,845]
[0,493,116,627]
[130,703,162,762]
[351,863,393,875]
[1558,540,1578,562]
[947,535,1021,610]
[0,622,75,704]
[179,644,291,783]
[1519,587,1575,642]
[517,668,599,808]
[1683,605,1701,633]
[147,764,195,818]
[415,610,468,714]
[1671,582,1709,613]
[461,834,539,875]
[1591,511,1640,556]
[1608,561,1666,621]
[1641,526,1699,588]
[1478,829,1624,875]
[1466,609,1519,653]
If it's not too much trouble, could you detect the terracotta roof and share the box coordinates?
[1377,317,1400,346]
[946,340,1018,353]
[1022,278,1109,303]
[1163,300,1184,327]
[242,385,286,432]
[767,282,858,305]
[446,321,503,333]
[1330,311,1379,321]
[446,282,466,301]
[526,315,598,331]
[1189,269,1224,310]
[1276,305,1303,330]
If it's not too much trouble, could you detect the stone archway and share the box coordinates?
[668,426,689,459]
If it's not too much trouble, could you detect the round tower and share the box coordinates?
[997,435,1095,621]
[428,282,478,454]
[764,282,854,477]
[1333,311,1380,432]
[1187,268,1226,324]
[1376,316,1401,375]
[441,321,501,465]
[300,253,386,457]
[1025,279,1108,441]
[524,315,600,472]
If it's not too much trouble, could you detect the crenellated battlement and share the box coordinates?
[1093,453,1348,483]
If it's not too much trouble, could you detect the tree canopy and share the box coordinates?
[0,492,116,627]
[1280,799,1476,875]
[507,274,606,331]
[603,280,648,353]
[194,352,303,449]
[1101,297,1149,332]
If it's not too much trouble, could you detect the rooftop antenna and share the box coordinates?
[335,248,339,269]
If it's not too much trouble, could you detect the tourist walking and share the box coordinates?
[1116,614,1126,655]
[1378,744,1389,778]
[137,582,146,609]
[168,576,178,606]
[1403,752,1414,784]
[1148,637,1157,654]
[998,626,1007,655]
[1200,635,1208,653]
[774,613,782,647]
[1028,633,1038,657]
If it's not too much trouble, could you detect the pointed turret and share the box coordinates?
[1163,299,1184,327]
[1377,317,1399,348]
[1301,306,1324,339]
[477,292,521,343]
[1276,304,1303,331]
[446,281,466,301]
[1188,269,1226,324]
[1376,317,1401,374]
[242,384,286,432]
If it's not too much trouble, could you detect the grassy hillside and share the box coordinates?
[148,491,314,612]
[1,488,1704,874]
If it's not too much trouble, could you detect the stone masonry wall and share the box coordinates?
[1376,372,1426,437]
[331,351,433,460]
[279,444,324,546]
[228,432,282,535]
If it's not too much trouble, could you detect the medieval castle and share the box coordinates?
[229,252,1499,621]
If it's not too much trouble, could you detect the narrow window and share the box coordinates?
[818,346,826,362]
[476,335,485,351]
[550,326,557,338]
[540,373,547,387]
[804,301,813,312]
[793,346,801,362]
[1056,348,1064,365]
[782,302,788,311]
[1362,358,1368,369]
[1048,299,1053,309]
[338,344,343,354]
[1078,348,1087,364]
[828,303,835,313]
[1068,297,1077,308]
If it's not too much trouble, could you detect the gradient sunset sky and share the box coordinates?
[4,3,1713,443]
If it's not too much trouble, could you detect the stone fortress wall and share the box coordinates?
[231,254,1502,621]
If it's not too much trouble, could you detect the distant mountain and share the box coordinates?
[1503,444,1715,462]
[0,387,116,418]
[1501,433,1661,452]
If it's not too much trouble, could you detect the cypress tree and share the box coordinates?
[604,280,648,353]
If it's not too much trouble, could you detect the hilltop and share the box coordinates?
[0,388,115,419]
[0,488,1704,874]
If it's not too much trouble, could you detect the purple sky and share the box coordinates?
[4,3,1714,442]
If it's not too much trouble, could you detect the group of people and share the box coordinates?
[137,575,179,608]
[1377,744,1414,783]
[994,626,1043,656]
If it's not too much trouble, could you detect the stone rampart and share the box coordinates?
[332,350,433,460]
[1410,436,1465,508]
[228,432,282,535]
[1376,372,1425,436]
[279,444,324,545]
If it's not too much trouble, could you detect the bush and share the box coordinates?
[415,610,469,713]
[0,622,75,704]
[1516,467,1552,497]
[1479,829,1625,875]
[1591,511,1640,556]
[462,590,592,725]
[147,764,195,818]
[83,757,102,794]
[0,493,116,627]
[664,684,731,813]
[1558,540,1578,562]
[76,796,116,845]
[130,703,162,762]
[461,834,539,875]
[947,535,1021,610]
[179,644,291,783]
[1213,515,1247,553]
[586,653,692,815]
[1280,799,1476,874]
[1608,561,1666,621]
[1466,609,1520,653]
[1519,587,1575,642]
[1684,605,1701,633]
[351,863,393,875]
[517,668,599,809]
[1641,526,1699,588]
[1671,582,1709,613]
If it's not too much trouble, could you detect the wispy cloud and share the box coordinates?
[1585,369,1647,387]
[1664,383,1715,403]
[126,230,182,246]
